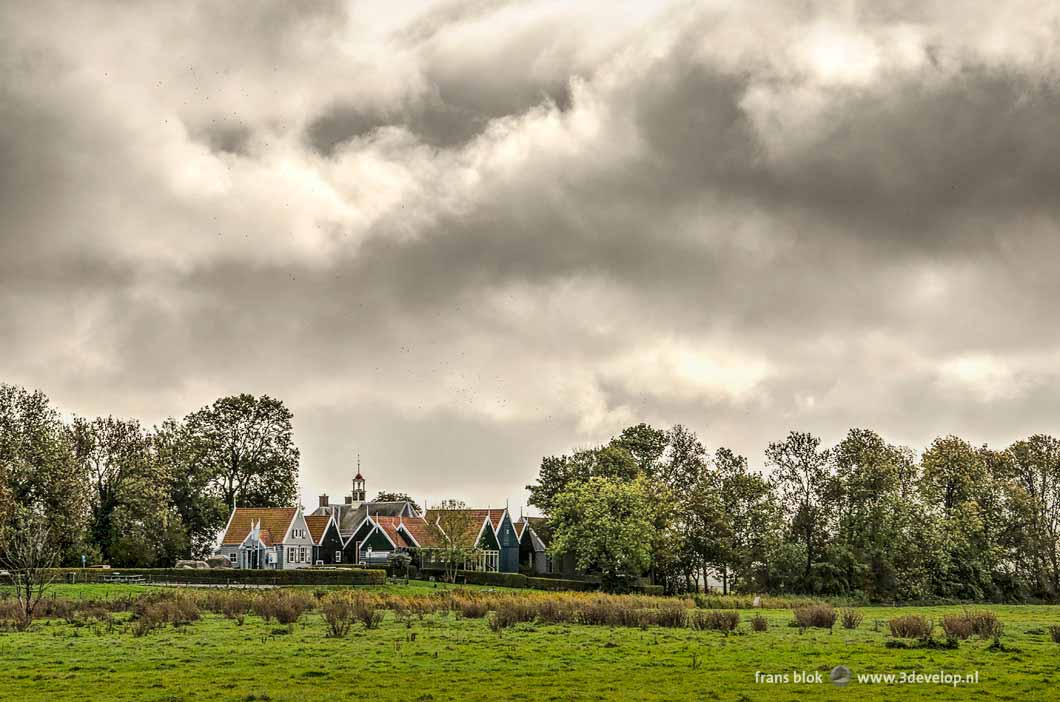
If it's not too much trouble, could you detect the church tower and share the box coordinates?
[351,455,366,503]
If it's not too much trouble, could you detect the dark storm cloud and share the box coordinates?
[4,0,1060,505]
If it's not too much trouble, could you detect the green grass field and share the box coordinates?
[1,584,1058,701]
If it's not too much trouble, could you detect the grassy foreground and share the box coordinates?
[0,584,1058,701]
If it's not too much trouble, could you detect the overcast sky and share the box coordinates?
[4,1,1060,512]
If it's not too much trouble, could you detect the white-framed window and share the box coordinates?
[335,551,342,563]
[228,552,237,563]
[299,547,307,563]
[287,547,295,563]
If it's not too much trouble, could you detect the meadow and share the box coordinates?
[0,583,1058,701]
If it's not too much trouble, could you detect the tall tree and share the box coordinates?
[1006,435,1060,595]
[549,476,656,590]
[919,436,999,599]
[766,431,833,584]
[711,448,778,594]
[70,416,167,564]
[154,417,217,559]
[612,423,669,475]
[526,445,638,514]
[183,394,300,509]
[830,428,917,598]
[0,384,87,564]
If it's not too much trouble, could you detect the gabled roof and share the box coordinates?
[520,516,551,549]
[305,515,334,545]
[397,516,447,548]
[311,501,417,535]
[222,508,298,546]
[372,517,414,549]
[424,508,505,548]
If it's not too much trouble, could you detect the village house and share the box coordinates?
[215,506,317,570]
[215,466,552,575]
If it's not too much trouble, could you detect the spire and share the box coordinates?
[352,453,366,502]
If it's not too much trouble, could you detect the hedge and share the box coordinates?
[48,568,386,586]
[416,568,600,592]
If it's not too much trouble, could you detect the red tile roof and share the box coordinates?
[372,517,413,548]
[424,509,503,548]
[398,516,447,548]
[221,508,297,546]
[305,515,332,544]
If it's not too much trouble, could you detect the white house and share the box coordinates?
[215,506,317,569]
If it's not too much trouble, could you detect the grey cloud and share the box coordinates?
[5,1,1060,507]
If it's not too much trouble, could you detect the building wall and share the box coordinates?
[277,511,316,570]
[314,522,345,564]
[496,514,520,573]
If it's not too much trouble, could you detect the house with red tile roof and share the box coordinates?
[215,506,317,569]
[214,462,527,573]
[421,507,520,572]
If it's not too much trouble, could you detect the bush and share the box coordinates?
[690,610,740,633]
[253,590,312,625]
[454,598,489,619]
[49,567,386,586]
[793,604,837,630]
[889,615,933,640]
[646,602,688,628]
[524,576,598,592]
[941,614,975,640]
[840,608,863,630]
[750,614,768,632]
[130,593,199,636]
[320,592,356,638]
[488,598,537,631]
[965,609,1002,639]
[351,596,384,630]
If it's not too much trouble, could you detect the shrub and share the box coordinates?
[965,609,1002,639]
[253,590,312,625]
[690,610,740,633]
[1049,625,1060,644]
[941,614,975,640]
[320,593,356,638]
[455,598,488,619]
[50,567,386,586]
[131,605,166,637]
[351,595,384,629]
[750,614,768,632]
[793,604,837,630]
[889,615,933,640]
[488,598,537,631]
[840,608,863,630]
[646,602,688,628]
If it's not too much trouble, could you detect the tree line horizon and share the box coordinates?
[2,381,1058,602]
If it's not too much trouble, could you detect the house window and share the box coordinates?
[287,547,295,563]
[299,547,307,563]
[335,551,342,563]
[228,552,236,563]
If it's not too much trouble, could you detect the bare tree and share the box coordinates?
[0,512,59,630]
[429,500,479,583]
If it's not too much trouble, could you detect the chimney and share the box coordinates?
[318,494,329,509]
[345,496,353,505]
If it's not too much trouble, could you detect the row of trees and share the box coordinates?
[531,424,1060,601]
[0,383,300,567]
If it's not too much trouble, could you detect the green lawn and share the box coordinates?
[0,586,1058,701]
